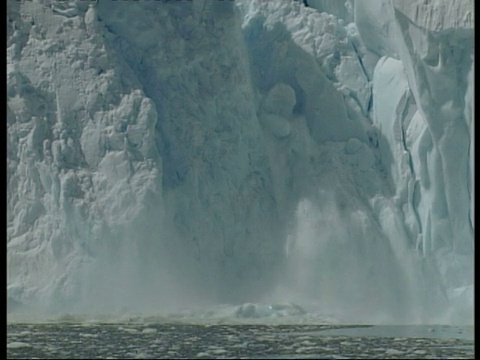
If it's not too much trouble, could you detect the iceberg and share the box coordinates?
[7,0,473,325]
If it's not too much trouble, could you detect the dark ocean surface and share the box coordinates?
[7,323,474,359]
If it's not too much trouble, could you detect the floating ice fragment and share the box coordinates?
[385,348,404,355]
[7,341,32,349]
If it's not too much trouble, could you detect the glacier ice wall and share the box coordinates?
[7,0,473,324]
[354,0,474,322]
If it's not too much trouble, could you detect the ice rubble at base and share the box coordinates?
[7,0,473,325]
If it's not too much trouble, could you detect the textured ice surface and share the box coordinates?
[7,0,473,325]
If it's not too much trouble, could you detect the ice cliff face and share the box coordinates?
[354,0,474,321]
[7,0,473,324]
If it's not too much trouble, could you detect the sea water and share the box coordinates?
[7,320,474,359]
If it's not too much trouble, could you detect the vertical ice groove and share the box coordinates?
[399,95,414,176]
[349,41,369,87]
[464,60,474,234]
